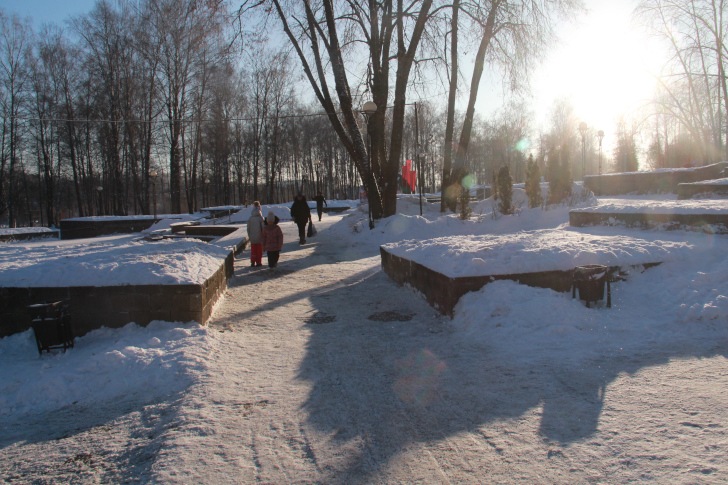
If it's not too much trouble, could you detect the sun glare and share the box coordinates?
[532,0,667,153]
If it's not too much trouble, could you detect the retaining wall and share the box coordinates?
[381,247,575,316]
[569,210,728,233]
[584,162,727,196]
[677,182,728,200]
[0,252,233,338]
[0,230,59,242]
[60,217,165,240]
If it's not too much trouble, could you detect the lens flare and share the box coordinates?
[461,175,476,189]
[393,349,447,405]
[515,138,530,152]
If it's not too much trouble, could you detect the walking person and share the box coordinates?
[246,202,265,267]
[290,192,312,244]
[261,211,283,268]
[313,191,327,221]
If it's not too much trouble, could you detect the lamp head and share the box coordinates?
[361,101,377,116]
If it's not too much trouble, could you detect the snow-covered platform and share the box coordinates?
[0,227,59,242]
[380,229,695,315]
[0,235,233,338]
[678,177,728,199]
[584,162,727,196]
[570,198,728,233]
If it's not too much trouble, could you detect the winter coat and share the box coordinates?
[313,195,327,208]
[246,208,265,244]
[290,197,312,224]
[261,222,283,252]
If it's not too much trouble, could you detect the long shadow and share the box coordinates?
[0,391,186,483]
[287,229,728,482]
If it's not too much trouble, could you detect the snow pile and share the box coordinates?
[229,204,293,223]
[452,252,728,361]
[328,183,597,248]
[0,321,215,417]
[382,229,697,277]
[142,214,205,233]
[0,236,230,287]
[0,227,55,235]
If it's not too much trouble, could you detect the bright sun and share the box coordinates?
[532,0,667,154]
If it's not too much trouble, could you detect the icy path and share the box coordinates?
[1,214,725,483]
[152,216,727,484]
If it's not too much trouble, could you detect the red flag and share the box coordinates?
[406,159,412,172]
[410,170,417,191]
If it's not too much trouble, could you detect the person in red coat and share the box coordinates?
[261,211,284,268]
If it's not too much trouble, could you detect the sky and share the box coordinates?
[0,0,667,161]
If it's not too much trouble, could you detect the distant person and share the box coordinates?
[290,192,312,244]
[261,211,283,268]
[312,191,327,221]
[246,201,265,267]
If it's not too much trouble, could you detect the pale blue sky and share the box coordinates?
[0,0,662,160]
[0,0,97,28]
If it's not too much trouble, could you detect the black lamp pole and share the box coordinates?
[361,101,377,230]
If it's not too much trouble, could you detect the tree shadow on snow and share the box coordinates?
[295,240,728,483]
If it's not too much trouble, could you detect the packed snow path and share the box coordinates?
[157,216,727,484]
[1,213,726,484]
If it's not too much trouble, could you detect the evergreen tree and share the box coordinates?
[547,145,573,204]
[458,184,472,220]
[525,154,543,208]
[496,165,513,215]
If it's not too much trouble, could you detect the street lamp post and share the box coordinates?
[360,101,377,230]
[205,178,210,207]
[96,185,104,216]
[597,130,605,176]
[578,122,588,179]
[231,168,237,207]
[150,170,158,219]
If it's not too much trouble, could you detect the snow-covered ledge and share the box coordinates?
[380,229,694,316]
[0,236,233,337]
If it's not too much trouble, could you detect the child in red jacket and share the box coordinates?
[261,211,284,268]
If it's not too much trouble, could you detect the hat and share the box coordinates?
[267,211,275,223]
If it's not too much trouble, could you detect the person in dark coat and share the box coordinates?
[312,191,327,221]
[290,192,312,244]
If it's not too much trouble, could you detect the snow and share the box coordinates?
[0,321,214,416]
[2,191,728,482]
[0,227,55,235]
[63,214,192,222]
[0,235,230,287]
[383,229,696,277]
[572,196,728,214]
[682,176,728,186]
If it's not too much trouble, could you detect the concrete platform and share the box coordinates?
[0,253,234,338]
[380,247,658,316]
[677,180,728,199]
[584,162,727,196]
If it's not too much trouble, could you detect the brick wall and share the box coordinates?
[584,162,727,196]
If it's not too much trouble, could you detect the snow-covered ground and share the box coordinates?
[1,193,727,483]
[0,235,230,287]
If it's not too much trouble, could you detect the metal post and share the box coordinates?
[578,122,588,179]
[361,101,377,230]
[597,130,604,176]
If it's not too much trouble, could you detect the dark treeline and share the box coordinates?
[0,1,367,227]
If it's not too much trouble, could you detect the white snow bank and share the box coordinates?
[142,214,205,233]
[0,236,230,287]
[0,227,55,235]
[0,321,215,417]
[382,228,699,277]
[229,204,294,223]
[682,177,728,186]
[452,252,728,361]
[572,197,728,214]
